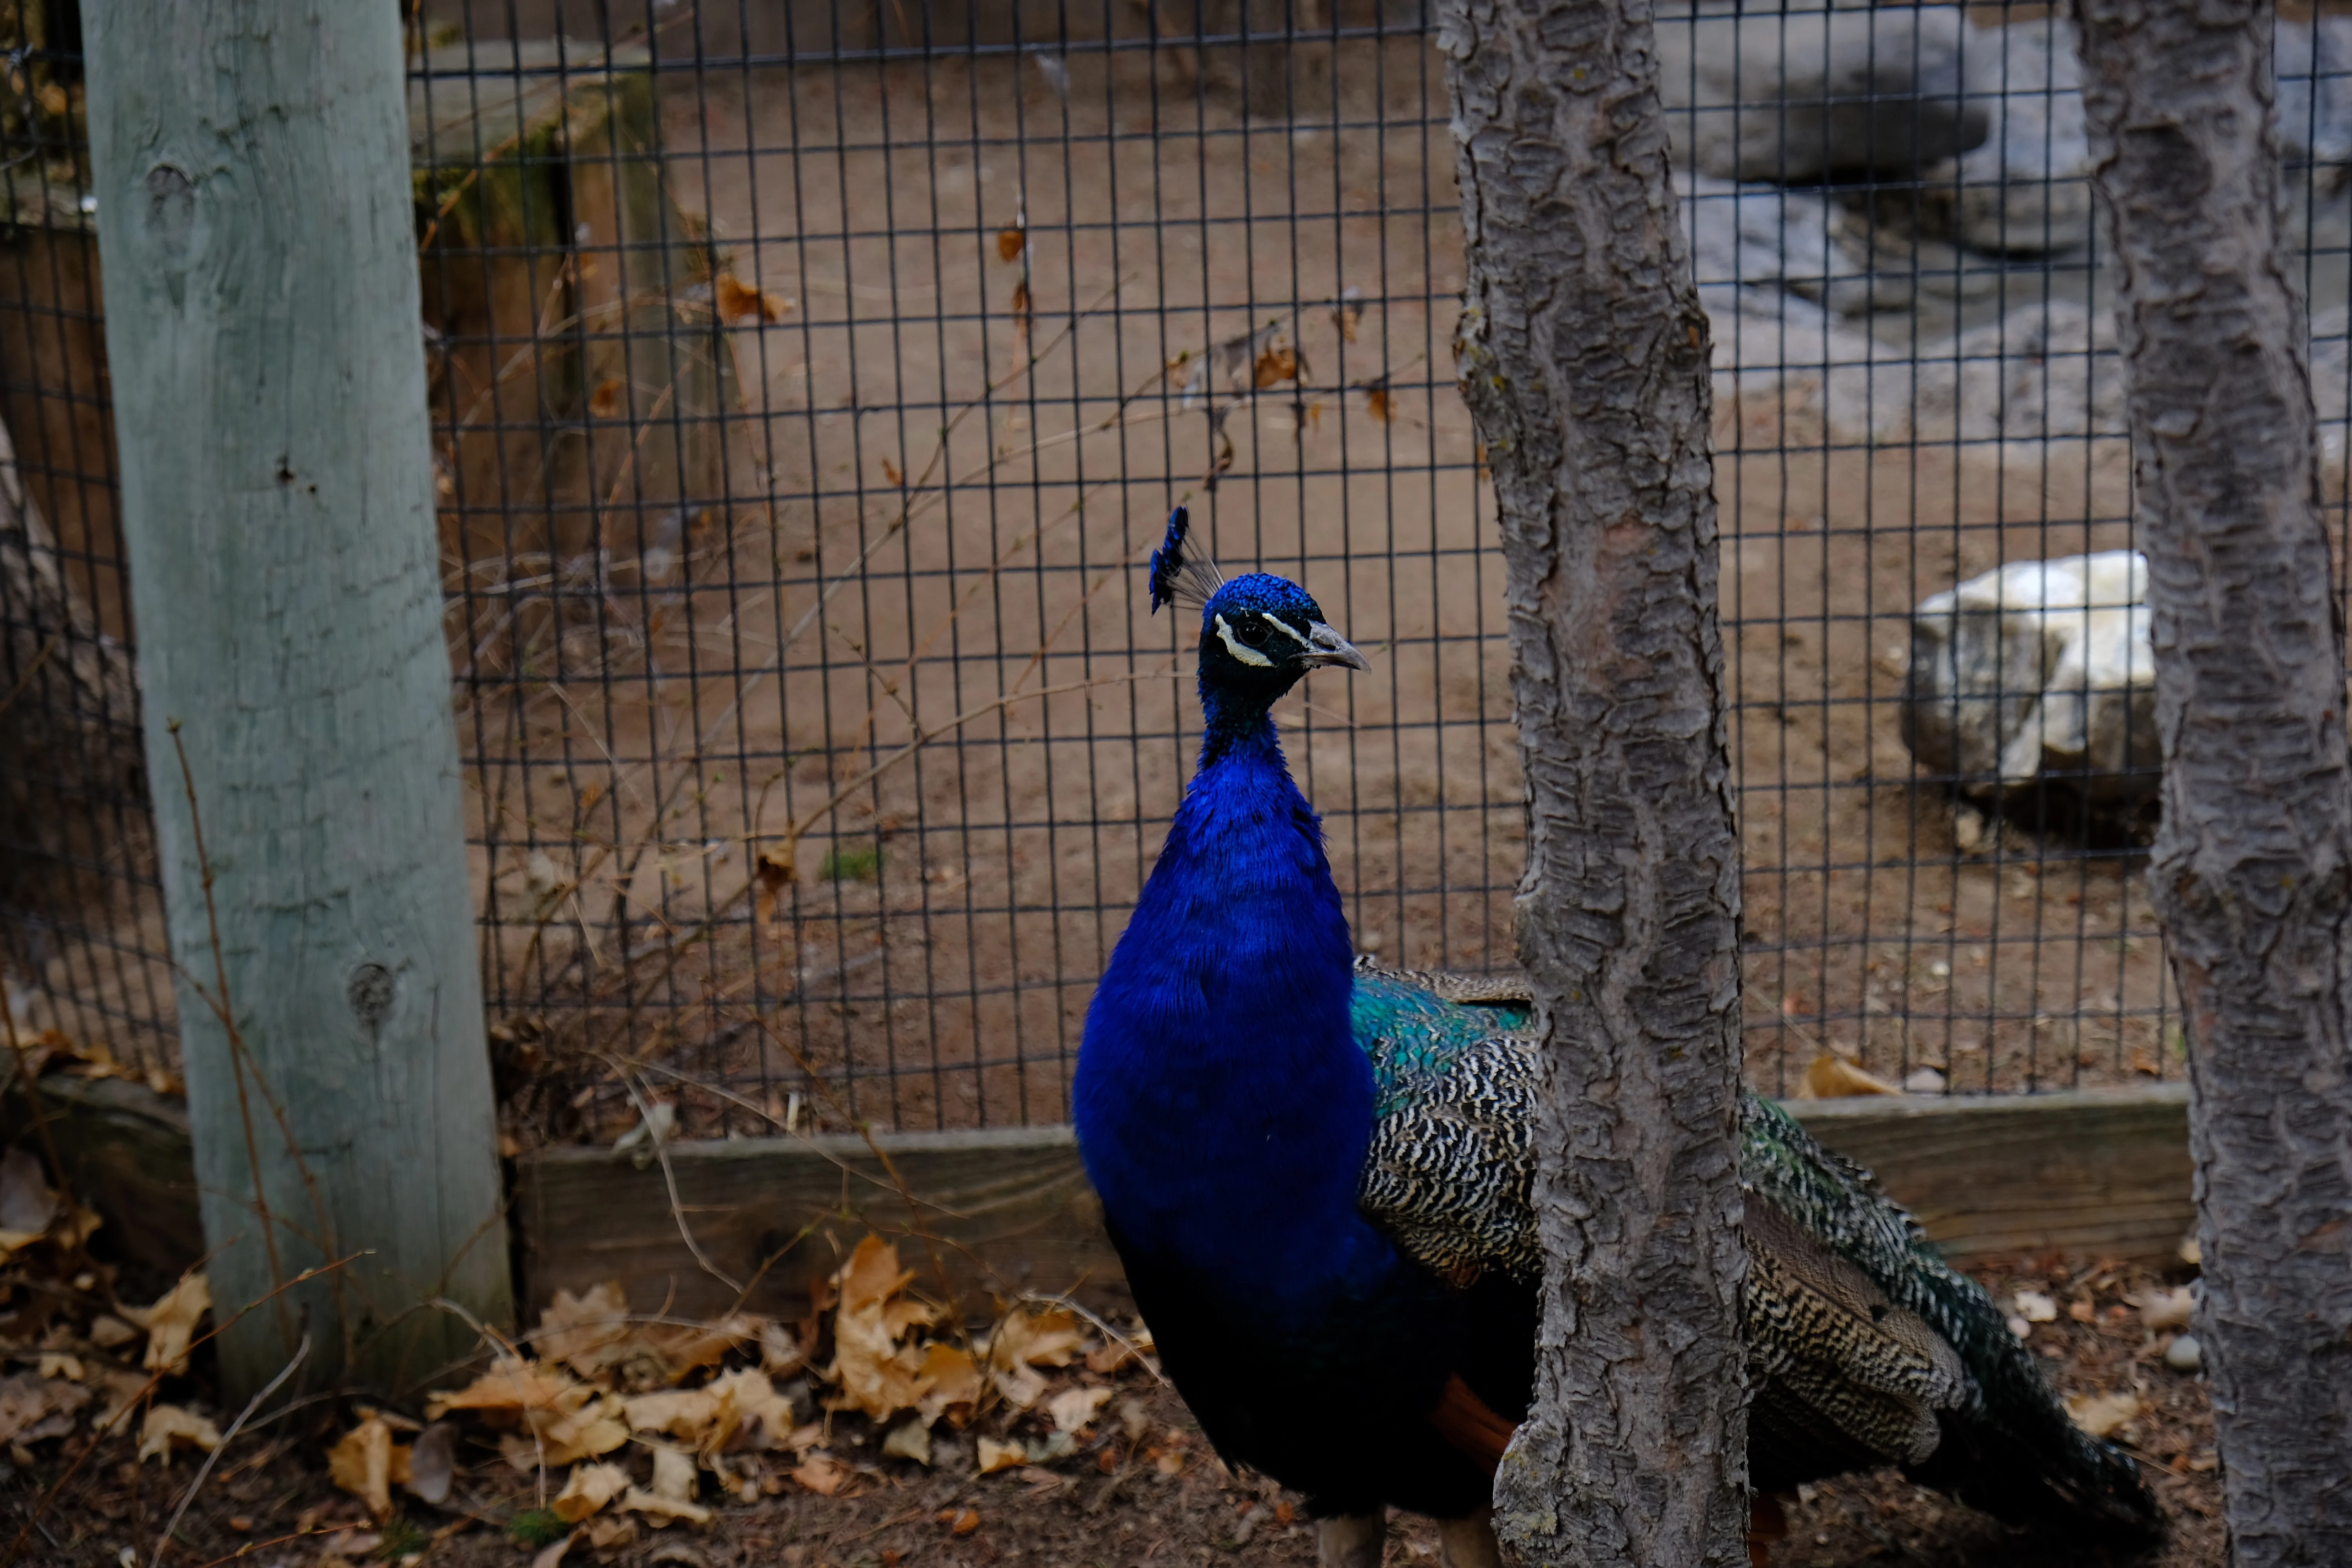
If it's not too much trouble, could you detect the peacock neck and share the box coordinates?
[1194,682,1289,769]
[1074,699,1390,1306]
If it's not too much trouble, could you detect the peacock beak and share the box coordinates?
[1301,622,1368,671]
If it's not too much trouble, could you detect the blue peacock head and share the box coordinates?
[1147,507,1366,716]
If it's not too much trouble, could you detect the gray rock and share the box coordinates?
[1922,18,2094,254]
[1681,175,1903,317]
[1901,550,2158,808]
[2275,18,2352,170]
[1657,5,1989,182]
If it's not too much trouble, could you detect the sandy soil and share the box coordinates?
[7,31,2194,1140]
[456,40,2180,1146]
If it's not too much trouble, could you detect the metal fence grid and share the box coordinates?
[4,0,2349,1142]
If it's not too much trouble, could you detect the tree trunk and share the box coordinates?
[2073,2,2352,1561]
[1436,2,1749,1564]
[81,2,513,1398]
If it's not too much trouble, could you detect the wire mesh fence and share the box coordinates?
[4,0,2350,1142]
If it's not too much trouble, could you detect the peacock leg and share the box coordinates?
[1434,1511,1499,1568]
[1316,1511,1387,1568]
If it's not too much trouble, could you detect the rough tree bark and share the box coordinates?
[1436,1,1749,1564]
[2073,3,2352,1561]
[81,3,513,1398]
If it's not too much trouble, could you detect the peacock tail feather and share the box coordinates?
[1348,958,2162,1542]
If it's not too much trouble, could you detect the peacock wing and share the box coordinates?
[1352,959,1541,1285]
[1743,1194,1971,1471]
[1742,1096,2161,1540]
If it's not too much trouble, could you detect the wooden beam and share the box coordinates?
[1783,1084,2194,1265]
[3,1076,2193,1325]
[512,1126,1122,1324]
[0,1069,200,1298]
[81,0,512,1398]
[510,1084,2194,1323]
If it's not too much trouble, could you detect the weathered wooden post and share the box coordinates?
[81,3,512,1397]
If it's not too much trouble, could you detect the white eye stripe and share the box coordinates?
[1212,612,1276,668]
[1259,615,1310,647]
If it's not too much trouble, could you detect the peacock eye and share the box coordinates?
[1236,616,1270,647]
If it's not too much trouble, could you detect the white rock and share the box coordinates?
[1922,18,2094,255]
[2165,1333,2203,1373]
[1901,551,2158,808]
[1656,5,1989,182]
[1902,1066,1948,1093]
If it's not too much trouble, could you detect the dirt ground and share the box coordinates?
[449,40,2182,1147]
[2,1252,2217,1568]
[7,33,2188,1140]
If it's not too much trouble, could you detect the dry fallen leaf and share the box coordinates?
[2139,1286,2195,1332]
[621,1485,715,1526]
[127,1272,210,1374]
[0,1370,90,1444]
[626,1387,718,1442]
[539,1282,634,1377]
[882,1419,932,1466]
[427,1356,580,1419]
[406,1421,458,1505]
[586,1517,638,1550]
[1045,1385,1113,1434]
[823,1236,940,1420]
[588,378,627,420]
[327,1415,405,1521]
[949,1508,982,1537]
[1363,378,1393,425]
[553,1460,631,1523]
[1330,285,1365,343]
[915,1342,982,1424]
[715,272,792,325]
[1253,342,1299,389]
[1010,280,1033,344]
[138,1403,221,1463]
[88,1315,138,1351]
[649,1444,699,1502]
[2065,1390,2141,1439]
[0,1146,56,1237]
[530,1532,579,1568]
[881,457,904,487]
[1798,1053,1904,1099]
[760,1321,803,1375]
[90,1368,150,1433]
[2013,1289,2060,1324]
[704,1367,798,1454]
[512,1393,631,1468]
[990,1303,1083,1369]
[996,224,1026,263]
[975,1435,1025,1475]
[792,1451,851,1495]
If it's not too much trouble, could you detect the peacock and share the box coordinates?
[1073,509,2163,1568]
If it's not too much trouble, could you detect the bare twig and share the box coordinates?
[2,1254,363,1567]
[147,1330,312,1568]
[609,1064,743,1295]
[165,721,296,1347]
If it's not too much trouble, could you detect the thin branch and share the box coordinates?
[147,1331,311,1568]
